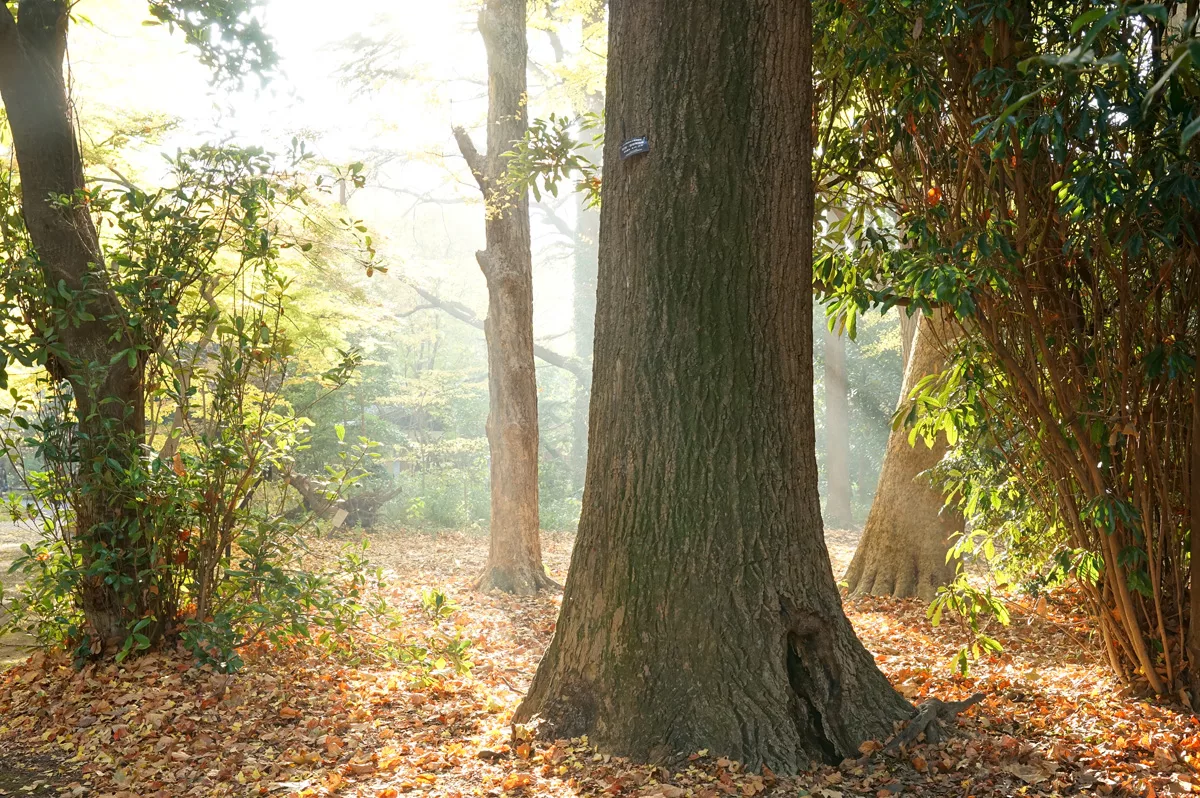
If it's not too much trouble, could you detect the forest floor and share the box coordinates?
[0,526,1196,797]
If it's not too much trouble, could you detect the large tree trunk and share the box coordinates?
[515,0,911,770]
[822,323,853,528]
[0,1,145,649]
[454,0,554,595]
[843,315,962,601]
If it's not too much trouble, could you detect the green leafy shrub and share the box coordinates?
[814,0,1199,691]
[0,145,391,668]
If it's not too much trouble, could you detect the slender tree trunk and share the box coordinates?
[570,183,599,493]
[1188,373,1199,692]
[515,0,911,770]
[0,1,145,649]
[569,10,604,494]
[454,0,554,594]
[843,315,962,601]
[823,323,853,528]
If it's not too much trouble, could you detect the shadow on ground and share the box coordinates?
[0,746,77,796]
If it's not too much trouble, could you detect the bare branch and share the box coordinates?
[452,126,488,196]
[534,203,575,240]
[157,281,220,462]
[404,280,589,380]
[474,248,493,277]
[395,304,436,318]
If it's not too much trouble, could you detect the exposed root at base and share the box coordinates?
[861,692,986,764]
[843,560,950,602]
[474,566,562,596]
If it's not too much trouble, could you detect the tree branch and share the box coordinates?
[395,304,436,318]
[534,203,575,240]
[812,276,924,308]
[157,281,220,462]
[474,248,494,277]
[404,281,589,380]
[452,126,488,196]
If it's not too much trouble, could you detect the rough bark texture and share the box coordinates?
[455,0,554,595]
[823,324,852,528]
[0,1,145,648]
[514,0,911,771]
[843,315,962,602]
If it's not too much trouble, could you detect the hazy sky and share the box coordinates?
[67,0,580,340]
[73,1,485,155]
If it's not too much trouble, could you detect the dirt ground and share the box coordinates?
[0,525,868,797]
[0,523,863,675]
[0,520,37,668]
[5,523,1188,797]
[823,525,863,578]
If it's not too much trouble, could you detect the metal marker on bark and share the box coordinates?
[620,136,650,159]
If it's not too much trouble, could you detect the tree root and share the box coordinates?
[474,565,562,596]
[861,693,985,763]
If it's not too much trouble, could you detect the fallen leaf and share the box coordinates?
[1005,763,1049,785]
[502,773,535,791]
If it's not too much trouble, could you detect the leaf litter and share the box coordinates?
[0,527,1195,797]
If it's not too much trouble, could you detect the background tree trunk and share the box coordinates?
[568,7,605,495]
[0,1,146,649]
[454,0,554,594]
[570,172,599,494]
[822,323,852,528]
[1188,375,1199,691]
[843,314,962,601]
[515,0,911,770]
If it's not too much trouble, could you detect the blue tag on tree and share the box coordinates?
[620,136,650,160]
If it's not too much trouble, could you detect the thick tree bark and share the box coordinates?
[455,0,554,595]
[822,323,853,528]
[0,1,145,649]
[515,0,911,771]
[843,315,962,601]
